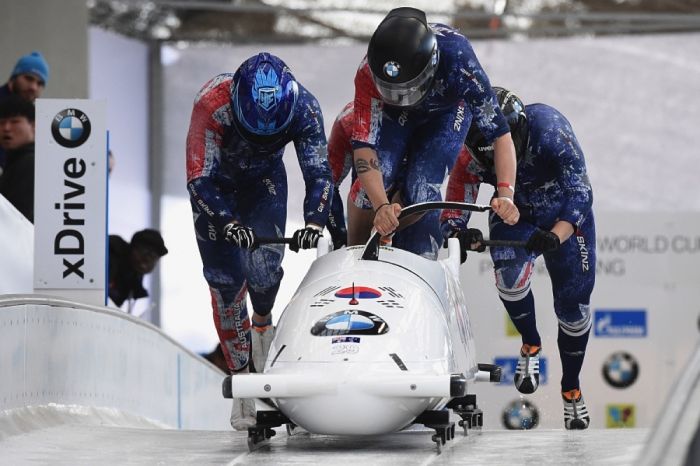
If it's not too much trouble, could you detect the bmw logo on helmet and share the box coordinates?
[51,108,92,148]
[602,351,639,389]
[383,61,400,79]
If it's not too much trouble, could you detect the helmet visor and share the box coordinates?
[372,47,438,107]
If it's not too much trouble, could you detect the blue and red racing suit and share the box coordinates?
[441,103,595,391]
[350,23,510,259]
[186,73,332,371]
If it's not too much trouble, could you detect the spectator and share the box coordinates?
[0,51,49,172]
[108,229,168,312]
[0,95,35,222]
[0,51,49,102]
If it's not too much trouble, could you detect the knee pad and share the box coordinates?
[557,303,592,337]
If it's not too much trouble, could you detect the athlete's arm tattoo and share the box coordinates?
[354,159,370,174]
[354,158,381,174]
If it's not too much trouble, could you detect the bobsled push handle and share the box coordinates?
[254,236,331,257]
[480,239,527,248]
[361,201,492,261]
[254,237,295,245]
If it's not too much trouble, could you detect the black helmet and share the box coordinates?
[465,87,528,170]
[367,7,439,107]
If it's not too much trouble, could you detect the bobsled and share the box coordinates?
[223,202,511,452]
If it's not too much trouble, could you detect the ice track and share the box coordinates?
[0,297,671,465]
[1,416,646,466]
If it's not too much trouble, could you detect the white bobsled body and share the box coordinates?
[232,238,480,435]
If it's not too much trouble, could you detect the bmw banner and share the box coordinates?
[33,99,107,306]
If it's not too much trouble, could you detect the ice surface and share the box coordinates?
[0,406,647,465]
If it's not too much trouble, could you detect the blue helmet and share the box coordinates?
[232,53,299,144]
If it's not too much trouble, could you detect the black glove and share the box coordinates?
[326,212,347,251]
[329,229,347,251]
[526,229,560,254]
[223,223,256,249]
[290,226,322,252]
[450,228,486,264]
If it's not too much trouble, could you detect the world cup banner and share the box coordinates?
[34,100,107,306]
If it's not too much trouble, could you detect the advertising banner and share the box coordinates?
[34,100,107,306]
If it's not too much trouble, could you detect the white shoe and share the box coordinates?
[251,325,275,373]
[230,397,256,431]
[563,389,590,430]
[514,344,541,394]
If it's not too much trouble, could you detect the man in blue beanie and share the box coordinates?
[0,51,49,172]
[0,51,50,102]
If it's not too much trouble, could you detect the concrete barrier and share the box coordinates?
[0,295,230,432]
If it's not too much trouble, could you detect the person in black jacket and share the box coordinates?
[0,95,35,222]
[108,229,168,311]
[0,51,49,171]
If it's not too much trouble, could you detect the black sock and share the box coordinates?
[558,326,591,392]
[501,290,541,347]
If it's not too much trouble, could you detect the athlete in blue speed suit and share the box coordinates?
[441,87,595,430]
[186,53,332,430]
[351,7,519,259]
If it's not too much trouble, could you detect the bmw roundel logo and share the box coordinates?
[602,351,639,389]
[502,399,539,430]
[311,310,389,336]
[326,313,374,331]
[51,108,92,148]
[383,61,400,79]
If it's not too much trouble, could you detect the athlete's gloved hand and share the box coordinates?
[290,225,323,252]
[449,228,486,264]
[223,223,257,249]
[326,212,347,251]
[329,229,347,251]
[526,228,560,254]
